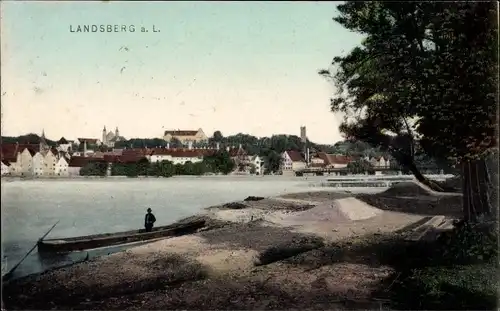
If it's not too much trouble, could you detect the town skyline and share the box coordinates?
[1,125,346,145]
[1,1,364,144]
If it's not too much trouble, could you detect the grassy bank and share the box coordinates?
[315,220,498,310]
[387,221,498,310]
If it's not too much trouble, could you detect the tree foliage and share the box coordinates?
[322,2,498,220]
[347,159,375,175]
[203,151,235,175]
[1,134,57,146]
[80,162,107,176]
[323,1,496,162]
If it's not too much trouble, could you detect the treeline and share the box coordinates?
[1,134,57,146]
[79,151,236,177]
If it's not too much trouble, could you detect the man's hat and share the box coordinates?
[147,208,152,212]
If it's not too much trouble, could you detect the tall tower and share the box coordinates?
[102,126,107,145]
[300,126,308,165]
[115,127,120,138]
[39,129,49,153]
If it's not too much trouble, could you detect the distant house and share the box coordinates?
[68,156,93,176]
[148,148,173,163]
[55,156,70,177]
[17,147,36,176]
[57,137,72,152]
[1,143,38,176]
[43,149,58,176]
[228,145,251,170]
[32,152,45,177]
[169,149,204,165]
[163,128,208,145]
[251,155,265,175]
[320,153,352,169]
[365,156,390,168]
[310,152,327,167]
[281,150,306,175]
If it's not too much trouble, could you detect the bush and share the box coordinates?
[392,263,497,310]
[436,220,498,265]
[388,220,499,310]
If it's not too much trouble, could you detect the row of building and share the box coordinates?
[1,138,389,177]
[74,127,210,148]
[280,150,390,174]
[0,136,266,177]
[1,127,391,177]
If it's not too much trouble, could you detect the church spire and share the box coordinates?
[39,129,49,153]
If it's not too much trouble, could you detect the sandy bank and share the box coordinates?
[3,186,461,310]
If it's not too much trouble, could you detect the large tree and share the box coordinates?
[321,2,497,221]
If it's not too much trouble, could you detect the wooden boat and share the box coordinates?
[37,219,206,253]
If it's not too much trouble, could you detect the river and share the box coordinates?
[1,175,332,279]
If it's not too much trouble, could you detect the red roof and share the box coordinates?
[103,154,120,163]
[150,148,172,156]
[1,143,39,161]
[149,147,215,158]
[164,130,198,136]
[327,154,352,165]
[122,148,152,157]
[118,155,148,164]
[285,150,305,162]
[68,156,105,167]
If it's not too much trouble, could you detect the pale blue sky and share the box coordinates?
[1,1,363,144]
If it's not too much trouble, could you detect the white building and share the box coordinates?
[55,156,70,176]
[16,148,36,177]
[281,150,306,175]
[32,152,45,177]
[43,150,58,176]
[170,151,203,165]
[251,155,265,175]
[148,149,174,163]
[68,156,90,176]
[56,137,72,152]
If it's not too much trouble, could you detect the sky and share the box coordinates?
[1,1,363,144]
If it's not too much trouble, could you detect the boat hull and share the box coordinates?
[37,220,206,253]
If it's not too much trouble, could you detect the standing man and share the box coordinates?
[144,208,156,232]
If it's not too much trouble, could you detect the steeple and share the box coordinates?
[115,127,120,137]
[102,126,107,146]
[39,129,49,153]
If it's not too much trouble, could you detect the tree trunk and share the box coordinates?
[406,160,445,192]
[461,158,494,222]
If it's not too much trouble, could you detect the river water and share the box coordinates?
[1,175,331,278]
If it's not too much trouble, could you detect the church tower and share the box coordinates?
[39,129,50,153]
[115,127,120,138]
[102,126,107,146]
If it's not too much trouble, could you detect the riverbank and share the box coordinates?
[3,185,476,310]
